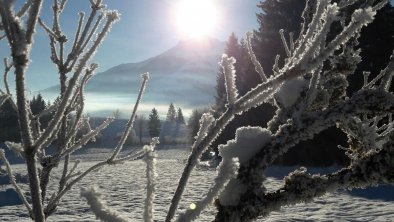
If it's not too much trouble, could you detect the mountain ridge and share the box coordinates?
[42,37,225,117]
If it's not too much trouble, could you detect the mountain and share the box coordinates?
[43,37,225,117]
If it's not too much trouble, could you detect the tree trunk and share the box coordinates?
[25,149,45,222]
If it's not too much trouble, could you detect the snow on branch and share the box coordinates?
[143,138,159,222]
[363,50,394,90]
[246,31,267,81]
[220,54,238,105]
[193,113,215,146]
[279,29,291,58]
[81,187,129,222]
[4,141,24,158]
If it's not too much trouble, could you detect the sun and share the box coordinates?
[175,0,218,39]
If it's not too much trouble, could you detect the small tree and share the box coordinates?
[176,107,185,124]
[112,109,121,119]
[29,94,46,115]
[148,108,161,138]
[166,103,176,122]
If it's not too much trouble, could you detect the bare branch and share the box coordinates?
[108,72,149,161]
[246,31,267,81]
[16,0,32,18]
[3,57,12,95]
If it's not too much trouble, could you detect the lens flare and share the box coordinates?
[175,0,219,39]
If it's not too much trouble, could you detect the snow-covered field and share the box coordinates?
[1,148,394,221]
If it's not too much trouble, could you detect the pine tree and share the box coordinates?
[148,108,161,138]
[30,93,46,115]
[0,99,20,142]
[254,0,306,76]
[176,108,185,124]
[166,103,176,122]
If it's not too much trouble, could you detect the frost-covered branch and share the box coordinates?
[80,138,159,222]
[166,11,375,214]
[108,72,150,161]
[45,72,149,216]
[214,89,394,221]
[219,139,394,220]
[2,57,12,95]
[35,9,120,151]
[246,31,267,81]
[81,187,129,222]
[144,138,159,222]
[60,117,114,158]
[220,55,238,106]
[0,1,46,220]
[176,158,239,222]
[363,50,394,90]
[279,29,291,58]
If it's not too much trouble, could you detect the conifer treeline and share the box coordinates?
[0,93,50,142]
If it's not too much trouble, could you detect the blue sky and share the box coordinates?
[1,0,392,93]
[0,0,260,92]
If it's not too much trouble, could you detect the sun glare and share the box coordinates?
[175,0,218,39]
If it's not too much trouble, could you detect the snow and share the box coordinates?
[220,54,238,104]
[1,149,394,221]
[276,77,308,108]
[219,126,272,164]
[218,178,247,206]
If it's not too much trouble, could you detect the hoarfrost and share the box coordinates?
[218,178,247,206]
[219,126,272,164]
[276,77,308,108]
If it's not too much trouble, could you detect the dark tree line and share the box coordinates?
[147,103,186,139]
[0,93,50,143]
[166,103,186,124]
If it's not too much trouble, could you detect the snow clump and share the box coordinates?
[219,126,272,164]
[276,77,308,108]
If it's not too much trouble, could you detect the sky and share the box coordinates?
[0,0,261,92]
